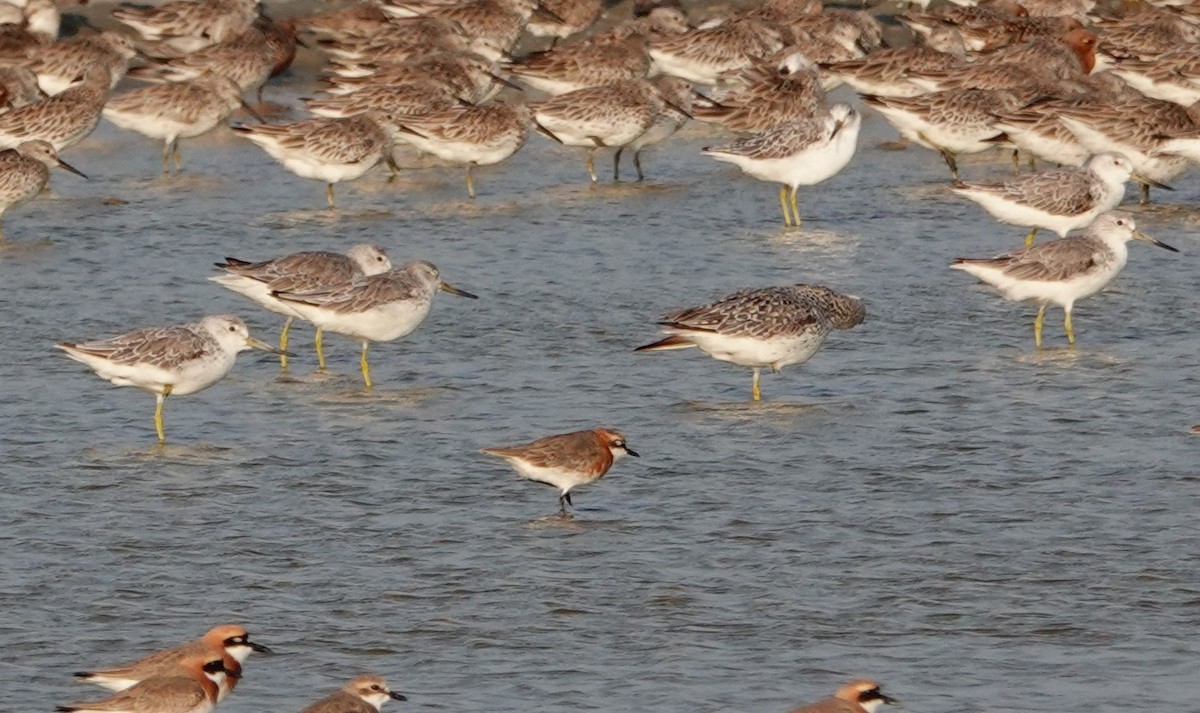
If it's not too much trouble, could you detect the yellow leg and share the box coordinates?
[279,317,293,370]
[778,185,792,227]
[1034,304,1046,349]
[360,340,372,389]
[1024,227,1038,247]
[172,142,182,171]
[586,149,597,183]
[751,368,762,401]
[154,386,172,444]
[790,186,801,227]
[326,183,336,210]
[161,143,170,173]
[315,327,327,371]
[466,164,476,199]
[1064,309,1075,346]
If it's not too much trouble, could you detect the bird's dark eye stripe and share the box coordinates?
[859,690,884,702]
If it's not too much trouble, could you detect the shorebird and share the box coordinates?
[482,428,639,514]
[702,103,860,227]
[59,654,228,713]
[272,260,477,389]
[74,624,271,702]
[211,244,394,371]
[298,675,406,713]
[0,140,86,242]
[950,152,1156,247]
[788,680,898,713]
[57,315,286,443]
[636,284,865,401]
[952,212,1178,348]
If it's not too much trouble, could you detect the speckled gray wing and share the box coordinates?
[651,20,779,66]
[63,325,213,369]
[0,153,45,195]
[0,87,106,143]
[661,287,824,339]
[536,81,656,122]
[706,115,831,160]
[310,82,460,117]
[1059,97,1192,142]
[960,168,1098,216]
[275,271,425,313]
[695,69,825,132]
[299,690,383,713]
[223,251,357,292]
[967,236,1104,282]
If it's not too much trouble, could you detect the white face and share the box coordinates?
[1092,153,1132,180]
[204,316,252,351]
[350,245,393,276]
[860,698,884,713]
[204,669,228,688]
[779,52,813,76]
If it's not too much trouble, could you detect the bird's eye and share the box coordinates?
[371,685,383,691]
[614,440,625,447]
[779,67,790,75]
[1117,220,1125,225]
[228,325,237,332]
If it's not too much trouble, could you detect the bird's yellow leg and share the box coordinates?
[778,185,792,227]
[172,142,182,171]
[790,186,801,227]
[1024,227,1038,247]
[360,340,372,390]
[466,164,476,199]
[1064,309,1076,346]
[279,317,293,371]
[1034,304,1046,349]
[752,368,762,401]
[315,327,326,371]
[326,183,336,210]
[161,142,170,173]
[154,386,173,444]
[586,149,597,183]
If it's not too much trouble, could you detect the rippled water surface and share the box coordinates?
[2,41,1199,713]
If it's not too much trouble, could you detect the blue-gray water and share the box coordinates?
[1,64,1198,713]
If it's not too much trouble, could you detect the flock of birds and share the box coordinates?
[2,0,1195,705]
[55,623,897,713]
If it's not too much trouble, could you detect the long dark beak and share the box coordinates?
[439,281,478,299]
[1133,228,1179,253]
[488,71,524,91]
[56,158,87,179]
[663,98,692,119]
[881,694,899,705]
[624,446,640,457]
[240,99,266,123]
[249,641,273,654]
[389,692,408,701]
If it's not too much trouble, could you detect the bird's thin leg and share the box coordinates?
[1011,149,1020,174]
[326,183,336,210]
[1064,309,1076,346]
[1034,304,1047,349]
[161,141,170,173]
[1024,227,1038,247]
[1139,182,1150,205]
[172,140,182,172]
[613,147,623,181]
[279,317,293,370]
[778,185,792,227]
[790,186,801,227]
[154,386,173,444]
[466,163,476,199]
[752,368,762,401]
[939,149,959,181]
[360,340,372,389]
[634,150,644,181]
[315,328,327,371]
[586,148,597,183]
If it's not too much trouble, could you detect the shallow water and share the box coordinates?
[1,59,1199,713]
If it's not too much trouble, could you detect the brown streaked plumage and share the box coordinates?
[506,35,651,95]
[62,654,228,713]
[788,680,898,713]
[1,31,136,96]
[74,625,271,702]
[648,15,786,85]
[0,140,85,241]
[482,428,639,514]
[526,0,603,41]
[114,0,259,54]
[320,51,501,104]
[695,48,825,134]
[0,65,110,151]
[130,22,277,99]
[306,80,462,120]
[299,675,406,713]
